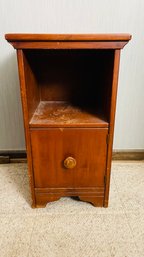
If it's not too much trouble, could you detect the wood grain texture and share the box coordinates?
[35,187,104,194]
[104,50,121,207]
[26,49,114,117]
[5,33,132,41]
[30,128,108,188]
[22,52,40,121]
[35,187,104,207]
[35,194,104,208]
[7,41,128,50]
[5,34,131,208]
[30,101,108,128]
[5,33,131,50]
[16,50,36,207]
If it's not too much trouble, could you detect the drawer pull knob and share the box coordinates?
[64,157,76,169]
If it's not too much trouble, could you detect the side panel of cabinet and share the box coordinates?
[104,50,121,207]
[17,50,36,207]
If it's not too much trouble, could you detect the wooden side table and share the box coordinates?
[5,34,131,207]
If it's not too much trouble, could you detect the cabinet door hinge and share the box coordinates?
[104,175,107,186]
[106,134,110,145]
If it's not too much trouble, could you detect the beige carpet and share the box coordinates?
[0,161,144,257]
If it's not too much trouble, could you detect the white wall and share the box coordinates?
[0,0,144,150]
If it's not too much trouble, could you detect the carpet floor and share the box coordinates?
[0,161,144,257]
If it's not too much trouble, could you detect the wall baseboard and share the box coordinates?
[0,150,144,164]
[112,150,144,161]
[0,151,26,164]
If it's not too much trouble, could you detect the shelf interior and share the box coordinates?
[30,101,108,128]
[23,49,114,126]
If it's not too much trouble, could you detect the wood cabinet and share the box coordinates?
[5,34,131,207]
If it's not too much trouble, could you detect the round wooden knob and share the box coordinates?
[64,157,76,169]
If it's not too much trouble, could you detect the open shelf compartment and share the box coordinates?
[23,49,114,128]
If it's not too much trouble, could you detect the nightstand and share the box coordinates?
[5,34,131,207]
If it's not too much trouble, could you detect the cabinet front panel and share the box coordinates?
[30,128,108,188]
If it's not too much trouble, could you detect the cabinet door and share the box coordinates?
[30,128,108,188]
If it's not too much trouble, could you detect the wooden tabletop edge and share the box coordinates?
[5,33,132,42]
